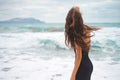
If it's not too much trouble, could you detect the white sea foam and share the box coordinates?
[0,26,120,80]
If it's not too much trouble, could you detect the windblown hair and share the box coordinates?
[65,7,99,50]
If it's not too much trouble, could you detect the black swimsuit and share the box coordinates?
[74,50,93,80]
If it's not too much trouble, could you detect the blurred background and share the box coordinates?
[0,0,120,80]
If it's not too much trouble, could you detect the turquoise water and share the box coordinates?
[0,23,120,59]
[0,23,120,60]
[0,23,64,32]
[0,23,120,80]
[0,23,120,33]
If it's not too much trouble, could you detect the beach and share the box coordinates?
[0,23,120,80]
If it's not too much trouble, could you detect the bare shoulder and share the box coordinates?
[74,42,82,51]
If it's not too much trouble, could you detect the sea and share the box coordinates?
[0,23,120,80]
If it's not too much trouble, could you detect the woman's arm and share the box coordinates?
[70,43,82,80]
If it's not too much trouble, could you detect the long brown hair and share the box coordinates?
[65,6,100,50]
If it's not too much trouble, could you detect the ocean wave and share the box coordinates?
[38,39,67,50]
[0,23,119,33]
[0,25,120,61]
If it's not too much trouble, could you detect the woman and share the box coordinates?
[65,6,100,80]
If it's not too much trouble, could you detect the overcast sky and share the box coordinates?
[0,0,120,23]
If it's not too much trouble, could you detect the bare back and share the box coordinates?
[82,30,91,53]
